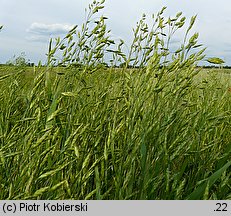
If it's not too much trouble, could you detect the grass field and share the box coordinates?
[0,1,230,200]
[0,65,230,199]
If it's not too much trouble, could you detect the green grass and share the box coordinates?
[0,1,230,200]
[0,66,230,200]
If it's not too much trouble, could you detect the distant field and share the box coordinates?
[195,68,231,88]
[1,65,231,90]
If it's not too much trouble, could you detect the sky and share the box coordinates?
[0,0,231,65]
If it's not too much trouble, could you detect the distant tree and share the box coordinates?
[5,59,14,66]
[28,62,35,67]
[6,52,30,67]
[15,52,28,66]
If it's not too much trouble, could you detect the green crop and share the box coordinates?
[0,1,230,200]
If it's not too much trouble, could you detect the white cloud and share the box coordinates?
[27,22,74,36]
[25,22,75,44]
[1,0,231,65]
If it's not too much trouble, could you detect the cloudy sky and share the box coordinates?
[1,0,231,65]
